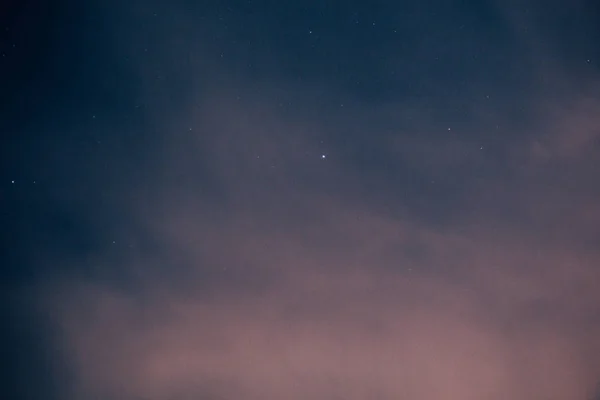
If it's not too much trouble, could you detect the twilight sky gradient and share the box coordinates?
[2,1,600,399]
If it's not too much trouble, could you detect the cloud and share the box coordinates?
[38,83,600,400]
[25,1,600,399]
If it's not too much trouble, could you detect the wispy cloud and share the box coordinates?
[27,1,600,399]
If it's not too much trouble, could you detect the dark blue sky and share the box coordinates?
[2,1,600,399]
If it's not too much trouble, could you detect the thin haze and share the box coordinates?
[2,1,600,399]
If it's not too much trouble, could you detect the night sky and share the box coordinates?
[2,1,600,399]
